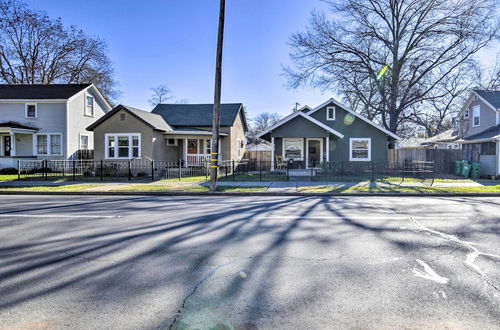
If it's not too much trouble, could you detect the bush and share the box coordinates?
[0,167,18,175]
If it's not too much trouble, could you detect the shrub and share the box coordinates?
[0,168,18,175]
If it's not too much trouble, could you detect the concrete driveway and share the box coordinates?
[0,195,499,329]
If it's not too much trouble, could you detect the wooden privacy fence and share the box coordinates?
[243,150,272,163]
[388,149,479,174]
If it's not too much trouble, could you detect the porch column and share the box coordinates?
[497,140,500,175]
[10,132,16,157]
[184,138,188,167]
[325,136,329,162]
[271,136,275,171]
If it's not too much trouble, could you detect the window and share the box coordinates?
[166,138,177,146]
[205,139,212,154]
[25,103,37,118]
[480,142,496,155]
[120,113,126,121]
[283,138,303,160]
[80,134,90,150]
[187,139,198,154]
[472,105,480,127]
[105,134,141,159]
[237,139,242,158]
[85,95,94,116]
[464,109,469,119]
[35,134,62,155]
[350,138,371,161]
[326,106,336,121]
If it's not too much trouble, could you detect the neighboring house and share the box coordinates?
[457,90,500,176]
[398,129,461,150]
[0,84,111,169]
[86,103,248,165]
[246,140,272,152]
[256,98,400,169]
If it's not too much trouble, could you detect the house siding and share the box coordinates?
[463,98,498,137]
[229,110,247,160]
[309,105,389,163]
[92,109,155,160]
[67,88,108,158]
[479,155,497,176]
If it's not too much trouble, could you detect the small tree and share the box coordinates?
[249,112,281,138]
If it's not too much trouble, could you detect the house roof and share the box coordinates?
[0,84,92,99]
[163,128,228,136]
[474,90,500,110]
[86,105,173,132]
[306,98,401,140]
[426,129,458,143]
[0,121,38,130]
[152,103,248,131]
[256,111,345,139]
[463,124,500,141]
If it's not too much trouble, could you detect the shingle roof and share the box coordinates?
[0,84,91,99]
[474,90,500,109]
[152,103,247,130]
[0,121,38,130]
[464,124,500,141]
[86,105,172,132]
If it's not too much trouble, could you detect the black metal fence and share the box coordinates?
[17,158,434,182]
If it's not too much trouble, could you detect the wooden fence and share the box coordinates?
[388,149,479,174]
[243,150,272,163]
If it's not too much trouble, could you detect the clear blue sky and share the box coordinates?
[27,0,333,118]
[27,0,499,120]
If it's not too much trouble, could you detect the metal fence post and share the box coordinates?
[178,159,181,181]
[286,163,289,181]
[371,162,375,181]
[45,160,48,180]
[72,160,76,181]
[232,160,235,181]
[151,160,155,181]
[259,160,262,181]
[128,160,131,181]
[17,160,20,180]
[340,161,344,181]
[100,160,103,181]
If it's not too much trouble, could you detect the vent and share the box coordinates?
[120,113,126,121]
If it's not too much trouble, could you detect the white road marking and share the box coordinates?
[413,259,449,284]
[0,214,120,219]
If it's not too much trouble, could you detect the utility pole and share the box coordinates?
[210,0,226,191]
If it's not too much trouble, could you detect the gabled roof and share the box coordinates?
[474,90,500,110]
[463,124,500,141]
[0,84,91,99]
[307,98,401,140]
[152,103,248,131]
[87,105,172,132]
[256,111,345,139]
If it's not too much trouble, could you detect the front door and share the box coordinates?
[307,139,321,168]
[3,136,11,157]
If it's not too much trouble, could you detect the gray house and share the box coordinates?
[257,98,400,169]
[87,103,248,165]
[0,84,111,169]
[457,90,500,176]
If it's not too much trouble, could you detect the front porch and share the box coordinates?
[270,136,332,170]
[0,122,39,169]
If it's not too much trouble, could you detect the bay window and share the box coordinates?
[105,134,141,159]
[349,138,371,161]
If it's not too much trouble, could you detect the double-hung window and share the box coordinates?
[25,103,37,118]
[85,95,94,117]
[35,134,63,156]
[105,134,141,159]
[472,105,480,127]
[349,138,371,161]
[80,134,90,150]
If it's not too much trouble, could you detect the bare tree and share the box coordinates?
[249,112,281,138]
[0,0,118,100]
[148,85,173,107]
[285,0,499,138]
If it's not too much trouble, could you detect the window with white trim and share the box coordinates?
[472,105,480,127]
[237,139,242,158]
[35,134,63,155]
[283,138,303,160]
[326,106,336,121]
[349,138,371,161]
[205,139,212,154]
[166,138,177,146]
[105,134,141,159]
[25,103,37,118]
[80,134,90,150]
[85,95,94,117]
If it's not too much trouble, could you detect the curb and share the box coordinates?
[0,190,498,197]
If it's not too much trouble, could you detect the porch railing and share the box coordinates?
[187,154,212,166]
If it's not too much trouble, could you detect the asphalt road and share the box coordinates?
[0,195,499,329]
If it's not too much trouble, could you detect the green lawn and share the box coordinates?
[0,184,101,192]
[159,176,209,182]
[111,184,268,193]
[298,184,500,194]
[219,173,287,182]
[0,175,18,181]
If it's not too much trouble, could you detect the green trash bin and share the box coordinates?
[470,162,481,179]
[454,160,462,176]
[461,161,471,178]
